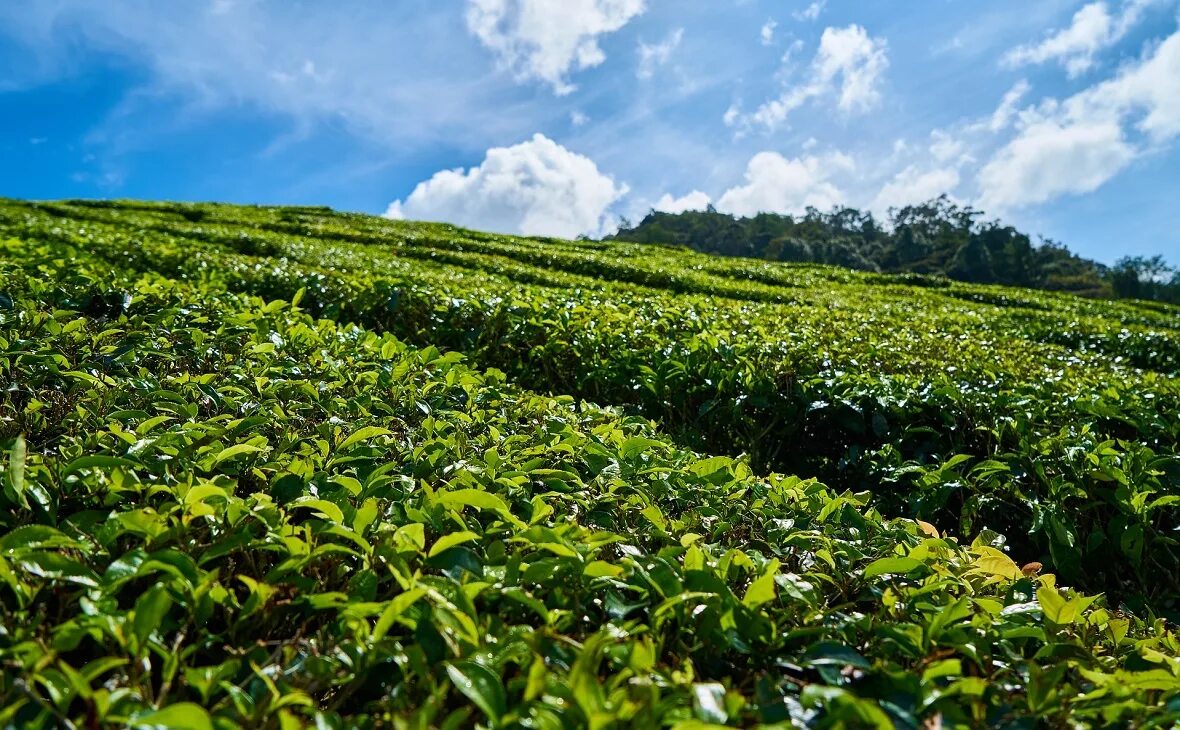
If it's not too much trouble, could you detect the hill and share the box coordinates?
[1,198,1178,727]
[608,196,1180,302]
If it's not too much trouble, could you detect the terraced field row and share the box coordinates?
[3,199,1177,610]
[0,216,1177,728]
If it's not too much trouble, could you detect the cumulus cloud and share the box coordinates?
[869,26,1178,217]
[716,152,850,217]
[637,28,683,79]
[871,165,961,214]
[989,80,1033,132]
[929,130,966,163]
[723,104,742,127]
[653,190,711,213]
[1092,27,1180,141]
[385,134,626,238]
[1003,0,1166,77]
[979,28,1180,210]
[793,1,827,22]
[738,24,888,130]
[466,0,646,94]
[817,25,890,113]
[977,120,1134,209]
[1004,2,1114,76]
[761,19,777,46]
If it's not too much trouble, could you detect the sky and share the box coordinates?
[1,0,1178,264]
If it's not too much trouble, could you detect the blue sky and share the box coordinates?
[1,0,1178,264]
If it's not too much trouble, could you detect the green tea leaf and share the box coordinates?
[16,553,99,586]
[863,556,923,578]
[211,443,264,466]
[7,435,26,499]
[130,702,213,730]
[290,497,345,524]
[62,454,139,475]
[429,530,481,557]
[0,525,81,552]
[338,426,393,452]
[372,587,427,642]
[133,583,173,648]
[446,661,506,725]
[742,559,779,608]
[621,437,662,460]
[1037,585,1067,624]
[438,489,510,514]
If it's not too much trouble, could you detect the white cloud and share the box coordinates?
[1090,27,1180,141]
[929,130,966,163]
[746,92,809,130]
[740,24,888,130]
[817,25,890,113]
[1003,0,1166,77]
[793,1,827,22]
[0,1,544,150]
[723,103,742,127]
[637,28,683,79]
[781,38,807,64]
[654,190,711,213]
[716,151,849,217]
[466,0,646,95]
[385,133,626,238]
[979,27,1180,210]
[990,79,1032,132]
[761,19,777,46]
[871,165,961,214]
[977,120,1134,209]
[570,110,590,127]
[1005,2,1112,76]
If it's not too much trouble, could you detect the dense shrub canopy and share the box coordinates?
[0,198,1178,728]
[609,197,1180,303]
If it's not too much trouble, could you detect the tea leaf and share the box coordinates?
[446,661,506,726]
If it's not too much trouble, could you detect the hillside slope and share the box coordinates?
[1,198,1179,727]
[4,198,1177,604]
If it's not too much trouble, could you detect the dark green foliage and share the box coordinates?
[1,200,1179,728]
[5,197,1177,608]
[1111,255,1180,304]
[610,196,1177,301]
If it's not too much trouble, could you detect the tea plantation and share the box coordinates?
[0,198,1178,727]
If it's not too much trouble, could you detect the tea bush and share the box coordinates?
[1,202,1179,727]
[4,200,1177,613]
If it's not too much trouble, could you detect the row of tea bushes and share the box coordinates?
[2,237,1179,726]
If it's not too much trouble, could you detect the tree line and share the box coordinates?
[607,196,1179,303]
